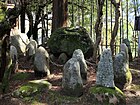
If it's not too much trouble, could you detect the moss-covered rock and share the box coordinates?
[114,63,132,90]
[114,43,132,90]
[88,85,126,105]
[48,27,94,58]
[13,80,52,98]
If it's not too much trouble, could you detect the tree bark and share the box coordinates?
[93,0,105,62]
[52,0,68,32]
[110,0,120,56]
[32,5,42,41]
[26,9,33,39]
[20,0,26,33]
[0,34,10,82]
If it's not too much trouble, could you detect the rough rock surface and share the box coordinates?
[10,28,29,55]
[34,46,50,77]
[114,43,132,89]
[26,40,38,59]
[62,57,83,96]
[96,48,115,88]
[48,27,94,58]
[72,49,87,81]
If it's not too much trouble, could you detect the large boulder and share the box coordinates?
[34,46,50,77]
[96,48,115,88]
[72,49,87,81]
[48,27,94,58]
[62,57,83,97]
[114,43,132,89]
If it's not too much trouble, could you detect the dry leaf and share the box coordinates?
[109,95,118,105]
[96,94,103,102]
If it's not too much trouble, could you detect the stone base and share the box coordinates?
[62,84,83,97]
[88,85,126,105]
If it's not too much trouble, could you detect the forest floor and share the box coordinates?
[0,56,140,105]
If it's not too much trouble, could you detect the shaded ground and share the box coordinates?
[0,56,140,105]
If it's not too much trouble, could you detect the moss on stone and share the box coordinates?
[114,65,132,90]
[48,27,93,58]
[89,85,124,96]
[13,80,52,98]
[88,85,126,105]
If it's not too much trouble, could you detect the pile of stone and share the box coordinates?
[10,28,51,77]
[89,48,126,105]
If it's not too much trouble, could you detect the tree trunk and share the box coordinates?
[52,0,68,32]
[20,4,26,33]
[32,5,42,41]
[0,35,10,82]
[93,0,105,62]
[26,9,33,39]
[110,0,120,56]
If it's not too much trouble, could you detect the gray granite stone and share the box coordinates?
[114,43,132,89]
[72,49,87,81]
[34,46,50,77]
[62,57,83,96]
[96,48,114,88]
